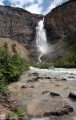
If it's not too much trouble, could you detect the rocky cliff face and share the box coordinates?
[0,6,43,62]
[43,0,76,62]
[44,0,76,44]
[0,0,76,63]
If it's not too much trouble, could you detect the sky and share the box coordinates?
[0,0,68,15]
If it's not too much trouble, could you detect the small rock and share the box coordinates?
[68,91,76,100]
[45,77,51,79]
[42,91,50,94]
[70,73,73,75]
[54,77,57,79]
[27,78,38,83]
[50,92,60,96]
[32,72,39,76]
[28,73,32,76]
[30,86,35,88]
[55,84,62,87]
[68,76,75,79]
[64,87,69,89]
[61,78,67,81]
[37,77,43,79]
[27,79,31,83]
[21,85,27,88]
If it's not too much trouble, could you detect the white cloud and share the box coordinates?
[25,3,43,14]
[43,0,66,15]
[0,0,4,5]
[0,0,68,15]
[8,0,43,7]
[8,0,35,6]
[7,0,43,14]
[37,0,43,5]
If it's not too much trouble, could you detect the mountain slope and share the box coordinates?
[0,38,28,59]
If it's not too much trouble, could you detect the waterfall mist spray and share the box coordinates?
[36,18,48,62]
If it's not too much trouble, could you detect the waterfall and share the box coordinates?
[36,18,48,62]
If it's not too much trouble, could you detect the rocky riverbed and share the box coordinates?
[8,67,76,120]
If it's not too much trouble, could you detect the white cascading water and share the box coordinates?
[36,18,48,62]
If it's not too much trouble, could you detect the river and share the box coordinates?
[8,67,76,120]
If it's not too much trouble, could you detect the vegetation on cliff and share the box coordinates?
[53,52,76,68]
[62,31,76,53]
[54,31,76,68]
[0,42,31,96]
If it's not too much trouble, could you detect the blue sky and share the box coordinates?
[0,0,68,14]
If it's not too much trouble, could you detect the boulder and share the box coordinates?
[27,100,74,117]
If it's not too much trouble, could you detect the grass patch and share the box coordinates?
[33,62,53,69]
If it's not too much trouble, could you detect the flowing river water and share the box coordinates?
[8,67,76,120]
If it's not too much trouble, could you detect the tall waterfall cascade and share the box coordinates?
[36,18,48,62]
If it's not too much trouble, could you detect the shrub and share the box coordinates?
[9,108,25,119]
[17,107,26,118]
[0,80,9,96]
[0,42,31,95]
[9,112,17,119]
